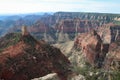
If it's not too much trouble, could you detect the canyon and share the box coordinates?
[0,12,120,80]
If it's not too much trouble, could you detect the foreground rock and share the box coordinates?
[33,73,85,80]
[0,33,71,80]
[33,73,60,80]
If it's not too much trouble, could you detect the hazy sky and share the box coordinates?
[0,0,120,14]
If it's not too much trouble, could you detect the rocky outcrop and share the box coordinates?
[22,26,29,36]
[33,73,86,80]
[0,32,71,80]
[74,30,109,68]
[33,73,60,80]
[74,24,120,69]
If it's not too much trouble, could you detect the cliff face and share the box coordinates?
[75,30,108,68]
[74,24,120,68]
[54,19,100,42]
[0,33,71,80]
[49,12,120,25]
[4,12,120,43]
[97,24,120,44]
[55,19,99,33]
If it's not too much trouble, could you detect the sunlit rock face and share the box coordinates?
[74,30,110,68]
[97,23,120,44]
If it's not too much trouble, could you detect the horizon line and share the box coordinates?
[0,11,120,15]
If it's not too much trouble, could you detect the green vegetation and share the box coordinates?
[73,65,120,80]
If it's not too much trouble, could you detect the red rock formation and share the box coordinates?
[55,19,99,33]
[75,23,120,69]
[29,20,47,33]
[9,20,48,34]
[0,33,71,80]
[50,19,101,42]
[75,30,109,68]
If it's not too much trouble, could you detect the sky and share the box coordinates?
[0,0,120,14]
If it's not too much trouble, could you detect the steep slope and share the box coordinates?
[74,27,120,68]
[75,30,106,68]
[0,33,22,52]
[0,33,71,80]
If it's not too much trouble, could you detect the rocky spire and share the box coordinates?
[21,26,29,36]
